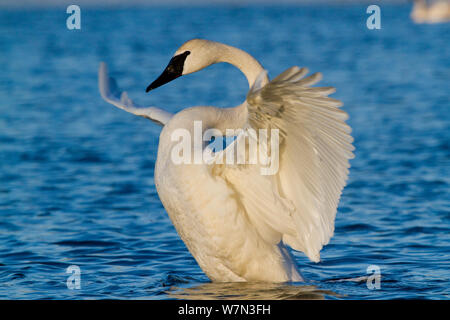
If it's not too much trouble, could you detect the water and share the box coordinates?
[0,4,449,299]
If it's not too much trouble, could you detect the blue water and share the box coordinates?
[0,4,449,299]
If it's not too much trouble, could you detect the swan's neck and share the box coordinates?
[200,42,267,128]
[181,41,269,129]
[210,42,269,89]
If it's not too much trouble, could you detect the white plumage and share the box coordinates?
[99,39,354,282]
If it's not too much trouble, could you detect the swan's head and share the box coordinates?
[146,39,217,92]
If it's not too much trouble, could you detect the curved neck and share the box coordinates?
[211,42,269,89]
[181,41,269,129]
[212,42,269,128]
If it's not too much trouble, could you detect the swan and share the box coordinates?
[98,39,354,282]
[411,0,450,23]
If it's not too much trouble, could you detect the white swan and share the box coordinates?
[411,0,450,23]
[98,39,354,282]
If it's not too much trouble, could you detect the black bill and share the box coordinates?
[146,51,190,92]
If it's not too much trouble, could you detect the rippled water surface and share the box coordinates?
[0,4,449,299]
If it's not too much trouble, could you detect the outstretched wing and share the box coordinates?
[98,62,173,126]
[211,67,354,262]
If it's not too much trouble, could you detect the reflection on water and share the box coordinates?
[166,282,340,300]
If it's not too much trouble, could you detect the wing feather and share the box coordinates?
[98,62,173,125]
[209,66,354,262]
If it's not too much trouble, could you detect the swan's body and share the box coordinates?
[99,39,354,282]
[411,0,450,23]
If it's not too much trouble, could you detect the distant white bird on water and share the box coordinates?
[411,0,450,23]
[98,39,354,282]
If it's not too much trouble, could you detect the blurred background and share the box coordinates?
[0,0,448,299]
